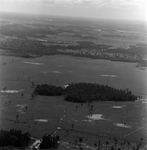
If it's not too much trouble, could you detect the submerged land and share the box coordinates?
[0,12,147,149]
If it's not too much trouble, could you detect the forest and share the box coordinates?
[35,84,63,96]
[34,82,138,102]
[39,134,60,149]
[0,129,31,147]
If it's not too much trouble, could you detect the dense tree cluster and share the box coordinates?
[35,84,63,96]
[39,135,60,149]
[34,83,137,102]
[64,83,137,102]
[0,129,31,147]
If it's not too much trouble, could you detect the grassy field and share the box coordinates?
[0,55,147,149]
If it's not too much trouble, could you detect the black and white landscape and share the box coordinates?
[0,0,147,149]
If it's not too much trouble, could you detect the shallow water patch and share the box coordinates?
[23,61,43,65]
[114,123,131,128]
[51,71,61,73]
[42,71,61,74]
[87,114,104,120]
[16,104,28,114]
[141,99,147,104]
[0,90,23,93]
[100,75,117,78]
[117,30,128,33]
[17,109,26,114]
[34,119,48,122]
[82,119,93,122]
[86,114,109,122]
[112,105,125,108]
[16,104,28,109]
[57,127,62,130]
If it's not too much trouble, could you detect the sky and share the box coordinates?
[0,0,146,22]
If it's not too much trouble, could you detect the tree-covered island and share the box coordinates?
[34,83,138,102]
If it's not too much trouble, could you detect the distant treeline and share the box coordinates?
[105,45,147,55]
[34,83,137,102]
[0,129,31,147]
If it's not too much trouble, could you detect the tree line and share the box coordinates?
[34,82,137,102]
[35,84,63,96]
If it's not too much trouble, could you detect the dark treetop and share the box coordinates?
[34,82,137,102]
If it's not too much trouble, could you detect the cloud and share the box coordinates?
[73,0,94,5]
[0,0,146,21]
[0,0,145,9]
[57,0,146,11]
[63,0,106,6]
[97,0,145,10]
[38,0,57,5]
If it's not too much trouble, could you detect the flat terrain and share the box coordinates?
[0,13,147,65]
[0,55,147,149]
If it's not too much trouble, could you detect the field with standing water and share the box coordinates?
[0,54,147,149]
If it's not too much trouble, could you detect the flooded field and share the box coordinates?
[1,54,146,96]
[0,54,147,148]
